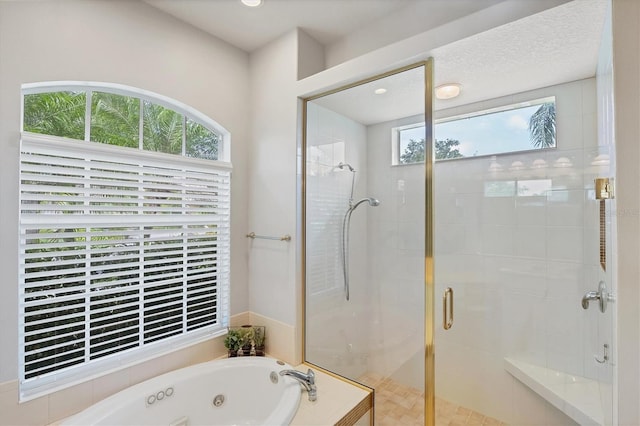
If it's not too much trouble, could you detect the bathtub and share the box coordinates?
[61,357,302,426]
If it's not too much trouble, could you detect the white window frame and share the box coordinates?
[391,96,556,165]
[21,81,231,162]
[18,82,231,401]
[391,122,425,165]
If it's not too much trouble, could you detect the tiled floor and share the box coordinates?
[358,372,507,426]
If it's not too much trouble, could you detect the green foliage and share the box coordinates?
[224,326,265,353]
[528,102,556,148]
[143,101,183,155]
[400,138,464,163]
[187,119,219,160]
[23,90,220,160]
[24,92,85,139]
[253,326,265,347]
[224,328,243,351]
[400,138,425,164]
[91,92,139,148]
[435,138,463,159]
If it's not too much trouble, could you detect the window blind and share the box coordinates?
[18,132,231,400]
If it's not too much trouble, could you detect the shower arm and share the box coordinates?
[337,162,357,207]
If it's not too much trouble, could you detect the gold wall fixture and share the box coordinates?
[595,177,614,271]
[595,177,614,200]
[443,287,454,330]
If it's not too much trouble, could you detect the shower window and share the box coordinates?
[18,82,231,401]
[393,96,556,164]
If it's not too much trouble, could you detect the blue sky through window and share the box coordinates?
[436,104,543,157]
[398,97,555,162]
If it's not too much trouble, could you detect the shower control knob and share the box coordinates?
[581,281,614,313]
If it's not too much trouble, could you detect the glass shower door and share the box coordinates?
[432,78,616,425]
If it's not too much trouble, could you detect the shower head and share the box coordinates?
[351,197,381,210]
[337,162,355,172]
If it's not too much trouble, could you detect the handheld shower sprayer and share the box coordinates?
[341,196,380,301]
[335,161,381,300]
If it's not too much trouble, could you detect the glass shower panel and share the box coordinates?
[304,64,428,425]
[433,78,616,425]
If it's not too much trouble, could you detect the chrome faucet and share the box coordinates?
[280,368,317,401]
[581,290,600,309]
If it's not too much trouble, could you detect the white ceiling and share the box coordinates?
[144,0,502,53]
[145,0,608,123]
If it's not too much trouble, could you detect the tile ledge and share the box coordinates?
[290,364,371,426]
[504,357,604,426]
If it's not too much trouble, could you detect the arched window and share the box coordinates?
[18,82,231,400]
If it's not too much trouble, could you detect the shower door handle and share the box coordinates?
[443,287,454,330]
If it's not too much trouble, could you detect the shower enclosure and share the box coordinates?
[302,58,615,425]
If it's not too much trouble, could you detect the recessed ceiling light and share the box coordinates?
[374,88,387,95]
[241,0,263,7]
[435,83,461,100]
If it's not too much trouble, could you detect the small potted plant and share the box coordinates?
[224,328,242,357]
[253,326,266,356]
[238,325,254,356]
[224,325,266,357]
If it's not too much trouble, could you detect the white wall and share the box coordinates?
[247,30,299,330]
[0,0,251,384]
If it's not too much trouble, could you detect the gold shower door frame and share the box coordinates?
[300,59,435,426]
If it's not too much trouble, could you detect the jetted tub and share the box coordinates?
[61,357,302,426]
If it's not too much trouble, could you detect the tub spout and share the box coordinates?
[280,368,317,401]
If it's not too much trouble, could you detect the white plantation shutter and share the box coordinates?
[18,132,230,400]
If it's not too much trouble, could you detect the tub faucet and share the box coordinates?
[279,368,317,401]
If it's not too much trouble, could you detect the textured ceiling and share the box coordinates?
[431,0,607,110]
[311,0,607,124]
